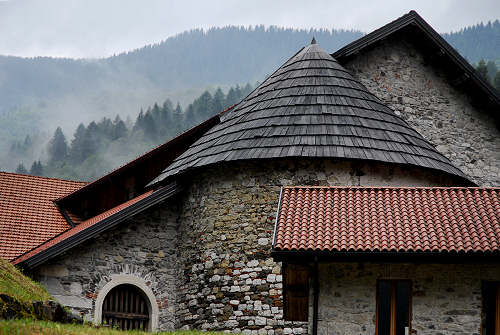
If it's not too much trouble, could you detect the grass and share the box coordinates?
[0,319,224,335]
[0,257,51,303]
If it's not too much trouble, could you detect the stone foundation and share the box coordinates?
[342,36,500,187]
[315,262,500,335]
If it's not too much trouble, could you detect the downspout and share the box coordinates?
[312,257,319,335]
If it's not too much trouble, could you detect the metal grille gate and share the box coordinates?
[102,284,150,330]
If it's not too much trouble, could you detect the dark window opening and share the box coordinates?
[482,281,500,335]
[284,263,309,321]
[377,280,411,335]
[102,284,150,331]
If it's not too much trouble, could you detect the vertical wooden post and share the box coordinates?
[496,285,500,335]
[313,258,319,335]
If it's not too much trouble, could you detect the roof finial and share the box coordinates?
[311,37,317,45]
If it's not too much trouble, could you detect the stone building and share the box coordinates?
[1,10,499,335]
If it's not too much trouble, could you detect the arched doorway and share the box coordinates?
[102,284,150,330]
[94,274,159,331]
[102,284,151,330]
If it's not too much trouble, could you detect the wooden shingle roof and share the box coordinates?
[150,42,470,185]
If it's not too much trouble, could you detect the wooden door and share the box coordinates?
[102,284,150,330]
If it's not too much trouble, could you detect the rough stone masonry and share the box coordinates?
[342,35,500,187]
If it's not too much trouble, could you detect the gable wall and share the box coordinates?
[174,158,455,334]
[341,37,500,186]
[31,201,180,331]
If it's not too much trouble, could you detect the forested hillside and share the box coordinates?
[12,84,253,181]
[0,26,363,173]
[2,22,500,180]
[0,26,363,118]
[443,20,500,63]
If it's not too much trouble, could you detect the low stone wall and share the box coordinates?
[316,262,500,335]
[342,35,500,187]
[31,201,179,331]
[174,158,456,333]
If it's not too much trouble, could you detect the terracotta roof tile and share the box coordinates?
[0,172,87,261]
[273,186,500,254]
[13,190,154,265]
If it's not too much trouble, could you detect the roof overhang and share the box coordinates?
[14,182,182,269]
[272,250,500,264]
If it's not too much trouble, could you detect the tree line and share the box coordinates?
[475,59,500,91]
[443,20,500,64]
[14,84,253,180]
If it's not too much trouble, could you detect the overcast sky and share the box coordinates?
[1,0,499,59]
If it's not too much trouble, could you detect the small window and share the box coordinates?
[377,280,411,335]
[482,281,500,335]
[284,263,309,321]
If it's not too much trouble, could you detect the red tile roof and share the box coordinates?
[13,190,154,265]
[0,172,87,261]
[273,186,500,254]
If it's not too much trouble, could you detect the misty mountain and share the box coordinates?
[1,23,499,174]
[0,26,362,116]
[0,26,363,159]
[13,84,254,181]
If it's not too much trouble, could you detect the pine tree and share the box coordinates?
[112,115,128,140]
[476,59,490,81]
[30,160,43,176]
[142,112,157,140]
[494,71,500,92]
[69,123,87,164]
[15,163,28,174]
[486,61,498,81]
[23,135,32,151]
[213,88,225,113]
[172,103,184,134]
[48,127,68,163]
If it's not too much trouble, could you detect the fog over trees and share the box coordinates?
[2,23,500,180]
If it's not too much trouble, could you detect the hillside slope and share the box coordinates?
[0,257,50,304]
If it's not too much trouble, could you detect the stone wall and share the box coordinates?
[31,201,179,331]
[341,36,500,187]
[174,158,456,334]
[315,262,500,335]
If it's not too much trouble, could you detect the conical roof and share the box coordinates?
[151,43,469,185]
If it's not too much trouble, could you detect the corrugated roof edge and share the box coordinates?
[56,104,235,203]
[332,10,500,111]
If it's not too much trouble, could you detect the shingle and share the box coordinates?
[152,43,470,185]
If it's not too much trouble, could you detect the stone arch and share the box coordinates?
[94,274,159,331]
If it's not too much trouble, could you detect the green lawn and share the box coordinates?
[0,319,224,335]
